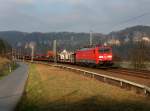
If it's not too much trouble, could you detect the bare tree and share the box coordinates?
[130,40,149,70]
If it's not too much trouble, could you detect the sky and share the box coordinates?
[0,0,150,34]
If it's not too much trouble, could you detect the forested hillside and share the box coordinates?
[0,31,105,53]
[0,25,150,59]
[0,39,11,55]
[109,25,150,41]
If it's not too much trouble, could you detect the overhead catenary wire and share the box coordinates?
[113,12,150,29]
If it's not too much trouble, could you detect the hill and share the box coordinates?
[0,31,105,54]
[108,25,150,42]
[0,25,150,56]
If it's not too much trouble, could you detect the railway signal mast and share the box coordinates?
[29,42,35,62]
[12,48,15,61]
[53,40,57,63]
[90,30,93,46]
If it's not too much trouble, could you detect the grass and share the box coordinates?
[17,64,150,111]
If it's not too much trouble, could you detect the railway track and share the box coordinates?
[51,63,150,87]
[23,59,150,79]
[25,60,150,86]
[34,61,150,80]
[103,68,150,79]
[58,63,150,80]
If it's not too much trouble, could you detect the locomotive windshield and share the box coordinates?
[99,48,111,53]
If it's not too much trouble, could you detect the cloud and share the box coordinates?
[0,0,150,33]
[46,0,82,4]
[15,0,33,4]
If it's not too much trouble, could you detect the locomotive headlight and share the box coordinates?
[107,55,112,58]
[99,56,104,58]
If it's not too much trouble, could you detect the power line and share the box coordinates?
[115,12,150,27]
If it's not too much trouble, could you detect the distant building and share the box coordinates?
[107,39,121,46]
[59,50,73,61]
[142,37,150,42]
[133,36,150,43]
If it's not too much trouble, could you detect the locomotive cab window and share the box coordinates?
[99,48,111,53]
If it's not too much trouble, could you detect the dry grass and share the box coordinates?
[0,56,10,67]
[17,64,150,111]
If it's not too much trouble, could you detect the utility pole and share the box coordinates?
[90,30,93,46]
[29,42,35,62]
[12,48,14,61]
[13,49,16,61]
[22,48,25,62]
[53,40,57,63]
[17,49,19,60]
[31,46,34,62]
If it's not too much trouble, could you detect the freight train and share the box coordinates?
[24,46,113,66]
[76,46,113,66]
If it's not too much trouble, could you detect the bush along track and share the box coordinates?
[0,61,18,79]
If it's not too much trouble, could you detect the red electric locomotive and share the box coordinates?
[75,46,113,66]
